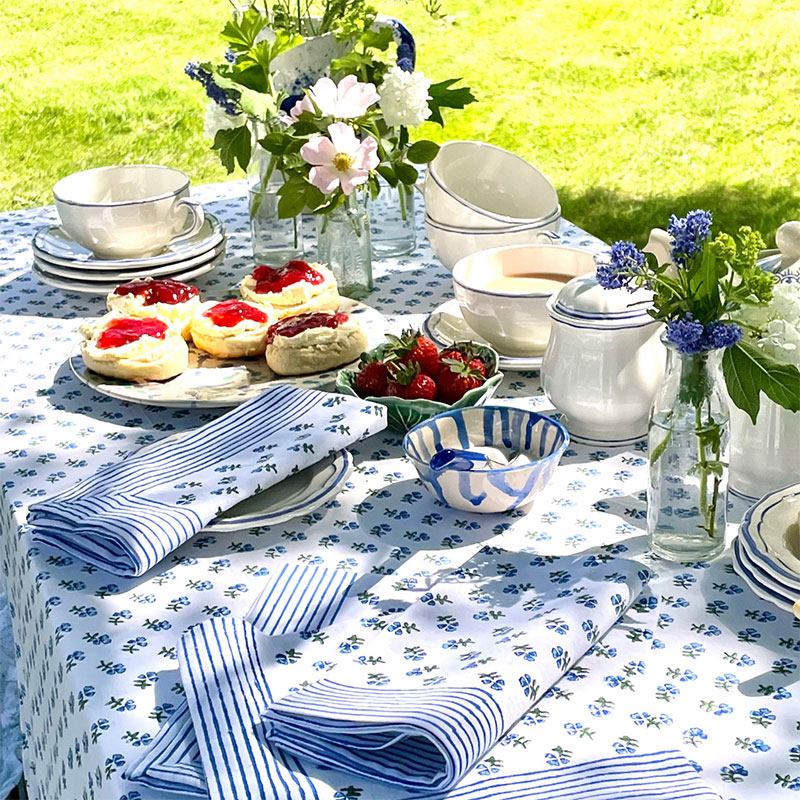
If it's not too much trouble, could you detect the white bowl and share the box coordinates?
[451,244,597,357]
[426,214,561,271]
[424,141,559,229]
[425,203,562,233]
[54,164,204,259]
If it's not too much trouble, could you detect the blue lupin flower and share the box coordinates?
[185,62,240,115]
[666,313,706,354]
[595,241,646,291]
[667,209,713,265]
[705,320,743,349]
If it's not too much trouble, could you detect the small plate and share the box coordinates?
[33,249,224,295]
[135,435,353,531]
[424,299,543,371]
[739,483,800,586]
[68,297,387,407]
[32,213,225,268]
[33,240,226,282]
[732,537,795,614]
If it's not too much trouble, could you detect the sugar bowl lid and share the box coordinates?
[549,272,655,325]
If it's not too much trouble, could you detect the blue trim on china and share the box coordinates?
[565,430,647,447]
[732,538,794,612]
[425,216,561,236]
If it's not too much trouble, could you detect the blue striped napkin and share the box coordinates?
[27,386,385,576]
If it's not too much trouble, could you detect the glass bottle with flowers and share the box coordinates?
[596,211,800,561]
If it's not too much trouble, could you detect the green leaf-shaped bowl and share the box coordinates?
[337,341,504,433]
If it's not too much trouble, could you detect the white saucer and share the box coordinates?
[68,297,387,407]
[33,240,226,282]
[424,299,544,371]
[32,213,225,268]
[136,436,353,531]
[33,249,224,295]
[739,483,800,586]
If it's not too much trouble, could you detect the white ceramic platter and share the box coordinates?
[136,435,353,531]
[33,250,224,295]
[732,537,795,615]
[68,298,387,407]
[739,483,800,586]
[424,298,543,371]
[33,240,225,281]
[32,213,225,268]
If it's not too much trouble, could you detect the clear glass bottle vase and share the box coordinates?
[647,337,729,562]
[369,181,416,257]
[315,192,373,299]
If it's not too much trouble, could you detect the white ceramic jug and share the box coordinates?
[542,273,666,446]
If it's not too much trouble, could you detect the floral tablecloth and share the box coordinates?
[0,181,797,800]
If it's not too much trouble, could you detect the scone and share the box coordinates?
[80,311,189,382]
[107,278,201,339]
[240,260,340,319]
[190,299,276,358]
[265,311,368,376]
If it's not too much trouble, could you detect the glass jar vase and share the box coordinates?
[315,192,372,299]
[647,338,729,562]
[369,181,416,257]
[249,181,305,264]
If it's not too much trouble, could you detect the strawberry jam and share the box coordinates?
[203,299,270,328]
[253,260,323,294]
[97,317,168,349]
[113,278,199,305]
[267,312,348,344]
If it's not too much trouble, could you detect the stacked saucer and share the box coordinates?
[31,213,226,295]
[732,483,800,616]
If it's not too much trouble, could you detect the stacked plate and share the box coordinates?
[732,483,800,616]
[31,213,226,295]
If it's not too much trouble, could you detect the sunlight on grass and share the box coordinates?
[2,0,799,244]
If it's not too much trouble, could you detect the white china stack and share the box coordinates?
[32,165,225,294]
[733,485,800,616]
[422,141,561,270]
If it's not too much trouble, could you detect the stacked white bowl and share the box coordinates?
[423,141,561,270]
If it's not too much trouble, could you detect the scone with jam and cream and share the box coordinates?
[80,312,188,382]
[107,278,201,339]
[190,299,276,358]
[240,260,339,319]
[265,311,368,376]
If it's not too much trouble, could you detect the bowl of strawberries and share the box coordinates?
[337,328,504,432]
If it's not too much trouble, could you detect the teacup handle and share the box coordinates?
[170,198,205,246]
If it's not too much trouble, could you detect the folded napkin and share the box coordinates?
[27,386,385,576]
[129,550,664,799]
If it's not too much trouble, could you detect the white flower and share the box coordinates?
[203,100,245,140]
[736,279,800,367]
[378,66,432,128]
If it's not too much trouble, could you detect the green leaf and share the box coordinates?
[394,162,419,185]
[361,26,394,52]
[376,164,398,187]
[427,78,477,126]
[723,340,800,424]
[259,132,290,155]
[211,125,251,174]
[687,242,722,321]
[226,63,270,94]
[406,140,440,164]
[221,9,270,51]
[276,175,307,218]
[304,182,326,212]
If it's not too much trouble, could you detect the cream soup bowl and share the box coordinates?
[451,244,596,356]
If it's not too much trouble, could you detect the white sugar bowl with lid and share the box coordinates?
[541,273,666,446]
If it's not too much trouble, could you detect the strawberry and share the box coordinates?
[386,328,440,377]
[354,353,389,398]
[437,358,486,404]
[387,361,437,401]
[440,342,487,376]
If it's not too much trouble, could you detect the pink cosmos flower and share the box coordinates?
[290,74,379,120]
[301,122,379,196]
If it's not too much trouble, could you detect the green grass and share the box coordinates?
[3,0,800,245]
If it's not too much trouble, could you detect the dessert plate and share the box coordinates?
[732,537,795,615]
[738,483,800,586]
[135,438,353,531]
[424,299,543,371]
[68,298,387,407]
[32,213,225,268]
[33,240,226,282]
[33,250,224,295]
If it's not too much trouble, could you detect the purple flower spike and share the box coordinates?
[596,241,646,292]
[668,210,713,266]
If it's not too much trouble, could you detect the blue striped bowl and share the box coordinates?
[403,406,569,513]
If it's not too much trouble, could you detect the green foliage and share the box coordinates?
[406,139,440,163]
[427,79,477,126]
[212,125,251,174]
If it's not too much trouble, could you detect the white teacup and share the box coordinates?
[53,165,205,259]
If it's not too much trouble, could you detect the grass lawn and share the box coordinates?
[2,0,799,245]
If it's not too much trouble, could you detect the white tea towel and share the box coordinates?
[27,386,385,576]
